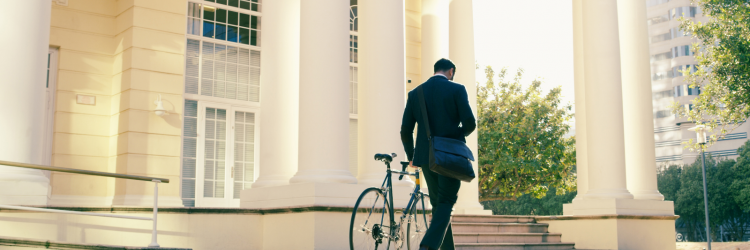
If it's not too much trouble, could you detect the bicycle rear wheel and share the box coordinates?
[405,193,430,250]
[350,187,393,250]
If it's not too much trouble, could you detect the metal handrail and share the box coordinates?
[0,160,169,247]
[0,160,169,183]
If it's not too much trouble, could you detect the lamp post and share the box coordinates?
[688,125,710,250]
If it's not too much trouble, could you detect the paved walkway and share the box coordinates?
[677,242,750,250]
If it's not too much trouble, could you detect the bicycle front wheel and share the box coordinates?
[405,193,430,250]
[350,187,393,250]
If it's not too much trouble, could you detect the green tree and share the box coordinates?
[673,0,750,149]
[731,140,750,212]
[657,164,682,202]
[481,187,577,216]
[477,66,576,202]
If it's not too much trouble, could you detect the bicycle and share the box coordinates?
[349,153,430,250]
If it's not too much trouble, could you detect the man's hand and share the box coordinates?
[410,161,417,168]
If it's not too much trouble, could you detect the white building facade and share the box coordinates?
[646,0,750,166]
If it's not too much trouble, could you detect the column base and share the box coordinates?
[48,195,113,207]
[453,206,492,215]
[0,171,50,206]
[538,214,678,250]
[111,195,183,207]
[288,169,358,184]
[251,175,291,189]
[563,198,674,216]
[582,188,635,200]
[629,189,665,201]
[241,182,416,209]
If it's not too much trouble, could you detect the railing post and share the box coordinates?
[149,180,161,248]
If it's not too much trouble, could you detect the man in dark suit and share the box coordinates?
[400,58,476,250]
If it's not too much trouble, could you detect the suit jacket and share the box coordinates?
[400,75,476,167]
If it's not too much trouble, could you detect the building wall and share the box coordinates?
[49,0,186,207]
[48,0,424,207]
[49,0,118,206]
[647,0,750,167]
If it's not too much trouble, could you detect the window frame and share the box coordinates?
[192,100,260,207]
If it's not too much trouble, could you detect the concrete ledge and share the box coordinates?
[0,236,190,249]
[536,214,680,221]
[1,205,431,215]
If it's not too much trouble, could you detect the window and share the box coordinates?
[671,45,694,58]
[652,71,669,81]
[42,48,59,165]
[187,2,261,46]
[183,1,262,207]
[181,101,259,207]
[650,51,673,62]
[206,0,261,12]
[349,0,358,115]
[654,110,673,119]
[647,0,670,7]
[650,28,688,44]
[671,64,697,78]
[185,39,261,102]
[648,14,669,25]
[674,84,700,97]
[653,89,674,100]
[670,7,698,20]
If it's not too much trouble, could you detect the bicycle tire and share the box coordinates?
[350,187,394,250]
[405,193,430,250]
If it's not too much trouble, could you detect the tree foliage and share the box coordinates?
[477,66,576,202]
[481,187,576,216]
[658,146,750,242]
[672,0,750,149]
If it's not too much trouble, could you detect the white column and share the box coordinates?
[252,0,300,188]
[356,0,413,187]
[0,0,52,205]
[572,0,589,201]
[289,0,357,184]
[581,0,633,200]
[421,0,450,83]
[449,0,490,215]
[617,0,664,201]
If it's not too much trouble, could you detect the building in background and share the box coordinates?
[646,0,750,166]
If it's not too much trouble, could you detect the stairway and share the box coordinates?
[451,215,575,250]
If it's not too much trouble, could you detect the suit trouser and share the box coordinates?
[419,165,461,250]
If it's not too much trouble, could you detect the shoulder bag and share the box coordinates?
[417,86,476,182]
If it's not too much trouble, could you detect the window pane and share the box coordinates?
[204,6,215,21]
[240,14,250,28]
[228,26,239,42]
[216,8,227,23]
[216,23,227,40]
[239,28,250,44]
[217,0,228,4]
[251,16,258,29]
[228,11,238,25]
[206,0,215,2]
[240,1,250,10]
[251,30,258,46]
[252,3,258,11]
[229,0,239,7]
[203,21,215,38]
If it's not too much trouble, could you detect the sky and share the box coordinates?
[473,0,576,133]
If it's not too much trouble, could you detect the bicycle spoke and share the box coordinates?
[350,188,392,250]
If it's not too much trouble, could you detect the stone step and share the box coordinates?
[455,242,575,250]
[451,215,536,224]
[452,223,550,233]
[453,232,562,244]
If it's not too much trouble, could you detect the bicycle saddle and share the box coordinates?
[374,153,396,163]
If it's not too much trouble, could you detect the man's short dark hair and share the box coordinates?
[433,58,456,74]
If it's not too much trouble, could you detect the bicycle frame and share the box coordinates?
[376,161,428,240]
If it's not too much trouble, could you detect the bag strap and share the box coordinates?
[417,86,432,139]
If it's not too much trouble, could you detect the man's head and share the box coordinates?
[433,58,456,81]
